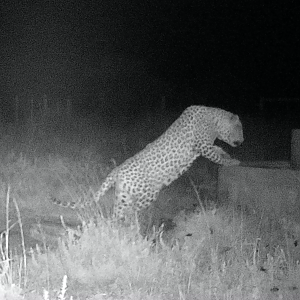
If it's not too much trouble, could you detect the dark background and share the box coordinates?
[0,0,299,123]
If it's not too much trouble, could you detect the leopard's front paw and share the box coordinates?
[222,158,241,166]
[220,152,232,160]
[213,146,231,159]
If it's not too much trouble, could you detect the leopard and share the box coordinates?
[51,106,243,219]
[91,105,244,219]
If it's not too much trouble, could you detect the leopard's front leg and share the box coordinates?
[200,144,240,166]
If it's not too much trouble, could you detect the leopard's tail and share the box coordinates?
[50,172,117,210]
[50,196,82,209]
[94,171,116,202]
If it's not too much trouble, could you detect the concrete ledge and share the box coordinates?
[218,161,300,220]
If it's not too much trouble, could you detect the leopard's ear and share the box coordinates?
[230,114,239,122]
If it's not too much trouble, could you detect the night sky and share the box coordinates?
[0,0,299,119]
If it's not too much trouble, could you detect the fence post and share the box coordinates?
[291,129,300,169]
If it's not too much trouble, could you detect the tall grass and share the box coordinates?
[1,181,300,299]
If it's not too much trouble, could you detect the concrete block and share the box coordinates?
[218,161,300,220]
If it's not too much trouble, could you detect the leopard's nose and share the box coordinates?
[233,140,242,146]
